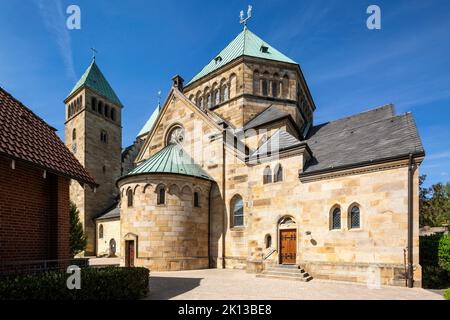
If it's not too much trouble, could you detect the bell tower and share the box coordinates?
[64,58,122,255]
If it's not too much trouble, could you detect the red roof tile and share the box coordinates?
[0,87,96,186]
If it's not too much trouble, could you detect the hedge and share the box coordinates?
[420,234,450,289]
[438,235,450,271]
[0,267,149,300]
[444,288,450,300]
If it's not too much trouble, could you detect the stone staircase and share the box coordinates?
[256,265,313,282]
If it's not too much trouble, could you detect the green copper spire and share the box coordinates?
[186,28,297,86]
[67,59,122,106]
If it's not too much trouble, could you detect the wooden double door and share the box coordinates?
[280,229,297,264]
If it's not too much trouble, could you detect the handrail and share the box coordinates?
[263,248,277,261]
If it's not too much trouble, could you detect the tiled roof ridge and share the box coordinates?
[0,87,55,131]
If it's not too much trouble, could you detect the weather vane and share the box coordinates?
[91,47,98,60]
[240,5,252,27]
[157,90,162,110]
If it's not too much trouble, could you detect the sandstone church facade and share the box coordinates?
[64,26,425,287]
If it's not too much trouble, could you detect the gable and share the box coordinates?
[135,88,222,163]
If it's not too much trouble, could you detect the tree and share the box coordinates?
[419,175,450,227]
[69,201,87,257]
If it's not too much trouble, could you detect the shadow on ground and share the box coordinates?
[147,276,202,300]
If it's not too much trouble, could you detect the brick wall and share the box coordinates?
[0,157,70,262]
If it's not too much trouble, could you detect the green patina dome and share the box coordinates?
[124,143,213,181]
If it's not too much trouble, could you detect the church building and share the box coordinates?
[65,24,425,287]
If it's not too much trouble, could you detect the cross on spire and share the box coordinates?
[91,47,98,60]
[157,90,162,110]
[240,5,253,27]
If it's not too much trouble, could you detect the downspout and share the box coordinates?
[222,130,227,269]
[407,153,414,288]
[208,183,212,268]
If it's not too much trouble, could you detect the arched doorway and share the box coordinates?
[109,238,117,257]
[278,216,297,265]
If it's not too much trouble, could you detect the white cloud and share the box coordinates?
[34,0,76,81]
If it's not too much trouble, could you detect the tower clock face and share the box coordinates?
[168,126,185,145]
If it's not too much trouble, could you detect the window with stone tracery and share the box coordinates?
[166,125,185,145]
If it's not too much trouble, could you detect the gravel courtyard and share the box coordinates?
[147,269,443,300]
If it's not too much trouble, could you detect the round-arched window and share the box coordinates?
[166,125,185,145]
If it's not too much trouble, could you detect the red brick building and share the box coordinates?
[0,87,96,265]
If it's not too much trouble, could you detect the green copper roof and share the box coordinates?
[67,60,122,106]
[127,143,213,180]
[186,27,297,86]
[137,106,159,137]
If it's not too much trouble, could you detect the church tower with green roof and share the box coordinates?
[64,58,122,255]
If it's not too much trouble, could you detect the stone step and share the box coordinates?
[257,273,313,282]
[262,270,311,278]
[266,266,307,274]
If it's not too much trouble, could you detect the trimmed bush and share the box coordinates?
[0,267,149,300]
[420,234,442,267]
[438,234,450,271]
[422,266,450,289]
[444,288,450,300]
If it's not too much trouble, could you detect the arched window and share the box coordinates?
[100,130,108,143]
[274,164,283,183]
[222,85,229,101]
[214,89,220,105]
[265,234,272,248]
[261,79,268,96]
[207,94,212,109]
[127,189,133,207]
[263,166,272,184]
[272,81,279,97]
[72,128,76,141]
[104,104,110,118]
[282,75,289,98]
[231,195,244,227]
[194,192,200,207]
[98,101,104,115]
[111,108,116,121]
[349,205,361,229]
[91,97,97,111]
[331,207,341,230]
[99,224,104,239]
[198,97,203,109]
[253,70,260,95]
[157,186,166,205]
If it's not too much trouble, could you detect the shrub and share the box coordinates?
[420,234,442,267]
[421,266,450,289]
[444,288,450,300]
[438,234,450,271]
[0,267,149,300]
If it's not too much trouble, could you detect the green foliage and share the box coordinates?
[438,234,450,271]
[421,266,450,289]
[444,288,450,300]
[0,267,149,300]
[419,175,450,227]
[420,234,450,288]
[420,234,443,267]
[69,201,87,257]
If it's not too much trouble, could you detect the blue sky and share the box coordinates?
[0,0,449,186]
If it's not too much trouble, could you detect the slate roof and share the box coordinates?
[67,60,122,106]
[243,105,291,130]
[123,143,213,181]
[0,87,96,186]
[251,129,303,158]
[187,27,296,86]
[302,105,425,174]
[96,205,120,221]
[137,106,159,137]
